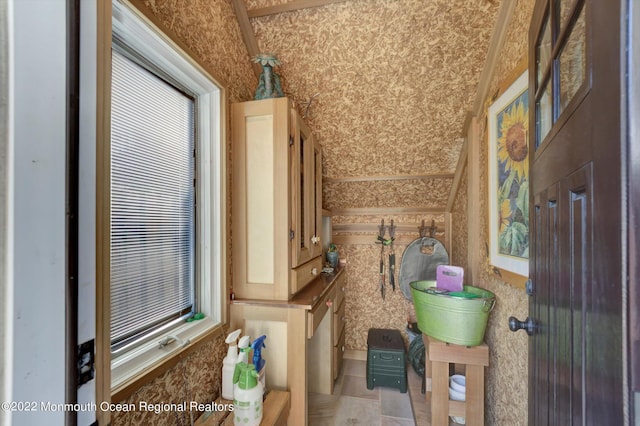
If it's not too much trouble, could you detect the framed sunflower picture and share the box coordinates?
[488,70,529,278]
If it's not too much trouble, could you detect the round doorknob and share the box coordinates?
[508,316,535,336]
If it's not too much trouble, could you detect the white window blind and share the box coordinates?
[110,48,196,350]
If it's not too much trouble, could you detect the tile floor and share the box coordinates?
[308,357,428,426]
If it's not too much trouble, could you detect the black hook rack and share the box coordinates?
[375,219,395,245]
[418,219,437,238]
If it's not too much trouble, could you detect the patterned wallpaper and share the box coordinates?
[111,339,227,426]
[139,0,256,103]
[250,0,498,178]
[450,162,469,274]
[323,177,452,210]
[474,0,535,425]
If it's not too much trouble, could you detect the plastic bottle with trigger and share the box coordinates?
[232,362,263,426]
[251,335,267,392]
[221,329,242,400]
[237,335,251,364]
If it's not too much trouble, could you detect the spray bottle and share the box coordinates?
[232,362,263,426]
[237,335,251,364]
[251,335,267,392]
[221,329,242,400]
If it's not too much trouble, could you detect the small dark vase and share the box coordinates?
[326,251,339,268]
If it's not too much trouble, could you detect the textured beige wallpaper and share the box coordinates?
[323,177,452,210]
[474,1,535,425]
[111,338,227,426]
[141,0,256,103]
[450,162,469,274]
[250,0,499,178]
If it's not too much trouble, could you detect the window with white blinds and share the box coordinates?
[108,2,223,386]
[110,47,196,351]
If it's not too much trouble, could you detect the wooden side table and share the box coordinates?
[423,335,489,426]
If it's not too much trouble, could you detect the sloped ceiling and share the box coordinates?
[244,0,500,185]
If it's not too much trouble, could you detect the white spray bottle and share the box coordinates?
[237,335,251,364]
[221,329,242,400]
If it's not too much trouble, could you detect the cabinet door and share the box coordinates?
[232,98,291,300]
[310,140,323,259]
[290,110,315,267]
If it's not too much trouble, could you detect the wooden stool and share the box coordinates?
[423,335,489,426]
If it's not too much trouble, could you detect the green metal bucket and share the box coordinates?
[410,280,495,346]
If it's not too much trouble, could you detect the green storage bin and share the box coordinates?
[366,329,407,393]
[410,280,495,346]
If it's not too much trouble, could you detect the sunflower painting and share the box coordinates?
[488,71,529,277]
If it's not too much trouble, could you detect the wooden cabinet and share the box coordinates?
[232,98,322,301]
[229,303,307,423]
[291,111,323,267]
[308,287,335,395]
[230,268,345,426]
[308,271,347,395]
[310,141,323,260]
[332,272,347,381]
[231,97,340,425]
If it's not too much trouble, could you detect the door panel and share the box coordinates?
[566,165,592,425]
[531,185,558,425]
[528,0,623,424]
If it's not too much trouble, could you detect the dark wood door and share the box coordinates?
[527,1,624,424]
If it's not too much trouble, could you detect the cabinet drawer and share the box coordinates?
[333,273,346,313]
[291,256,323,295]
[333,328,346,380]
[307,287,335,338]
[333,298,345,346]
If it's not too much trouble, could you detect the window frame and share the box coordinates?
[105,0,226,394]
[532,0,590,153]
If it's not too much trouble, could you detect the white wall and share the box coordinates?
[1,0,11,425]
[9,0,67,424]
[78,0,98,423]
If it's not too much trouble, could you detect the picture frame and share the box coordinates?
[488,70,529,278]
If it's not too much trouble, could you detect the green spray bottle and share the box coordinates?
[232,362,263,426]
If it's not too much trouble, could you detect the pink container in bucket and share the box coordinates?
[436,265,464,292]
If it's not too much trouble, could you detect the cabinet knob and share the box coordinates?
[326,299,333,308]
[311,235,320,245]
[341,345,345,352]
[311,267,318,276]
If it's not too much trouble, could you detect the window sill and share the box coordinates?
[111,318,223,403]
